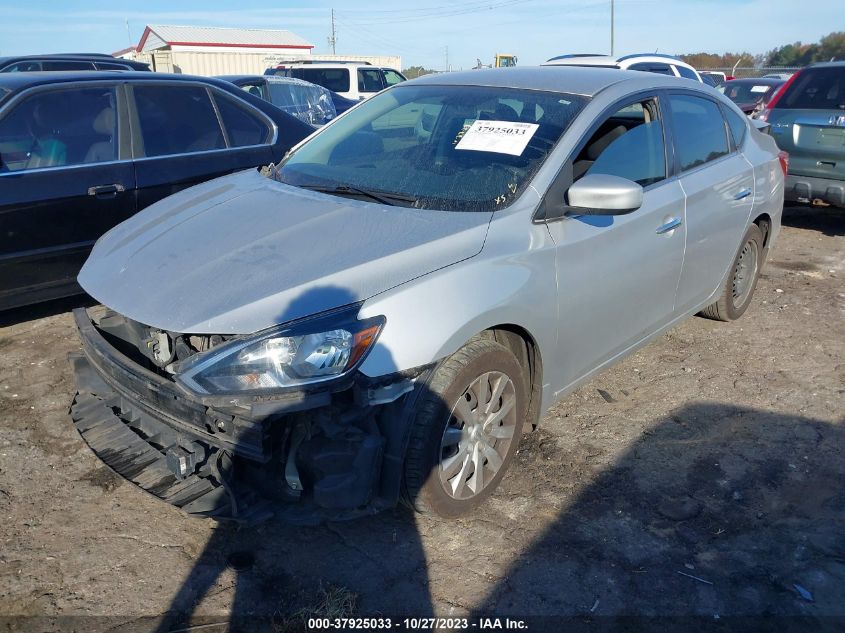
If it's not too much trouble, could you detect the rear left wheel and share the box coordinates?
[699,223,764,322]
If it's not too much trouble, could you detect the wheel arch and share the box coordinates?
[481,324,544,432]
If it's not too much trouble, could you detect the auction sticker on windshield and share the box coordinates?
[455,120,539,156]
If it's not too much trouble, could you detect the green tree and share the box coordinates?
[402,66,435,79]
[817,31,845,62]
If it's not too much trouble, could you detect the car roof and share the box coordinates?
[806,61,845,69]
[546,53,691,67]
[406,65,685,97]
[0,71,237,92]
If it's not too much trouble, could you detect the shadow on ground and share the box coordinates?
[146,400,844,631]
[0,294,95,328]
[782,205,845,237]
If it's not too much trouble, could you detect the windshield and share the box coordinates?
[275,84,587,211]
[718,81,779,104]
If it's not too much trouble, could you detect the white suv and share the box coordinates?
[265,62,406,101]
[543,53,703,82]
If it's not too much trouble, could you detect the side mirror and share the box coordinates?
[566,174,643,215]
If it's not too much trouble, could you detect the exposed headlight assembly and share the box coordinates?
[174,306,383,395]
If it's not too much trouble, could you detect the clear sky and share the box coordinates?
[0,0,839,70]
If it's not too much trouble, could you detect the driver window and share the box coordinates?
[573,99,666,187]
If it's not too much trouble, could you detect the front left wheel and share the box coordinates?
[401,337,527,518]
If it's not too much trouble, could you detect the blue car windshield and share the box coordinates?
[276,84,587,211]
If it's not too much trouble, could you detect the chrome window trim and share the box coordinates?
[0,158,132,177]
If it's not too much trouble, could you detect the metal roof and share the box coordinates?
[138,25,314,52]
[408,66,644,97]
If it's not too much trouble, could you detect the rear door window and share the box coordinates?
[358,68,384,93]
[133,85,225,157]
[213,92,272,147]
[293,68,350,93]
[0,86,118,172]
[667,94,730,171]
[3,62,42,72]
[776,67,845,110]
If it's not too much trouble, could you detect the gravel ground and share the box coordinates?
[0,206,843,632]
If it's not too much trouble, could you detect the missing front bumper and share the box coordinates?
[68,308,417,525]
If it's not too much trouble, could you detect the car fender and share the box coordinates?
[357,206,560,413]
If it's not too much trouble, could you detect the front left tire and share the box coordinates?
[401,337,527,518]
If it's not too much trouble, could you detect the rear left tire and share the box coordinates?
[699,223,764,322]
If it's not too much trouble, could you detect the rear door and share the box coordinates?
[129,82,275,210]
[766,65,845,183]
[667,92,754,314]
[0,82,134,308]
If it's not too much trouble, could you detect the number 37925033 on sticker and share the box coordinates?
[455,120,539,156]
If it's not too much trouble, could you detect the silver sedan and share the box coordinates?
[71,66,785,521]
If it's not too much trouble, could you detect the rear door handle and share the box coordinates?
[656,217,683,234]
[87,183,126,198]
[734,188,752,200]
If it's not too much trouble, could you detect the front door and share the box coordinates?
[0,83,134,308]
[545,97,686,394]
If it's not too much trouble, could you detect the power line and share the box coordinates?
[347,0,537,25]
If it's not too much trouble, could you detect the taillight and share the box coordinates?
[777,150,789,176]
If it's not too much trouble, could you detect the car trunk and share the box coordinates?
[770,110,845,181]
[767,65,845,182]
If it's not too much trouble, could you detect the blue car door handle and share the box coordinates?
[656,217,683,234]
[734,188,752,200]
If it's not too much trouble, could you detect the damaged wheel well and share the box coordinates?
[483,325,543,432]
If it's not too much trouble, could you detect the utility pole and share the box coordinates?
[445,45,449,72]
[327,9,337,55]
[610,0,615,56]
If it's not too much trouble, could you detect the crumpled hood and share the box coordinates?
[79,169,492,334]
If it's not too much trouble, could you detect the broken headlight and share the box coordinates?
[174,307,383,395]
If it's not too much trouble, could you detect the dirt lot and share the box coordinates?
[0,206,843,632]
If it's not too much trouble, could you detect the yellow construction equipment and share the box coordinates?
[494,54,517,68]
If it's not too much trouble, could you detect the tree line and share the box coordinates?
[680,31,844,68]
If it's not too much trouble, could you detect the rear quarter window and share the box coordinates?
[674,65,699,81]
[777,67,845,110]
[722,105,748,147]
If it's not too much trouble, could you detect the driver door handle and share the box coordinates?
[656,217,683,234]
[87,183,126,198]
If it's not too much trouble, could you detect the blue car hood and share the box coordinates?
[78,169,492,334]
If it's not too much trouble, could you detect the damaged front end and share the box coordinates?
[68,306,425,524]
